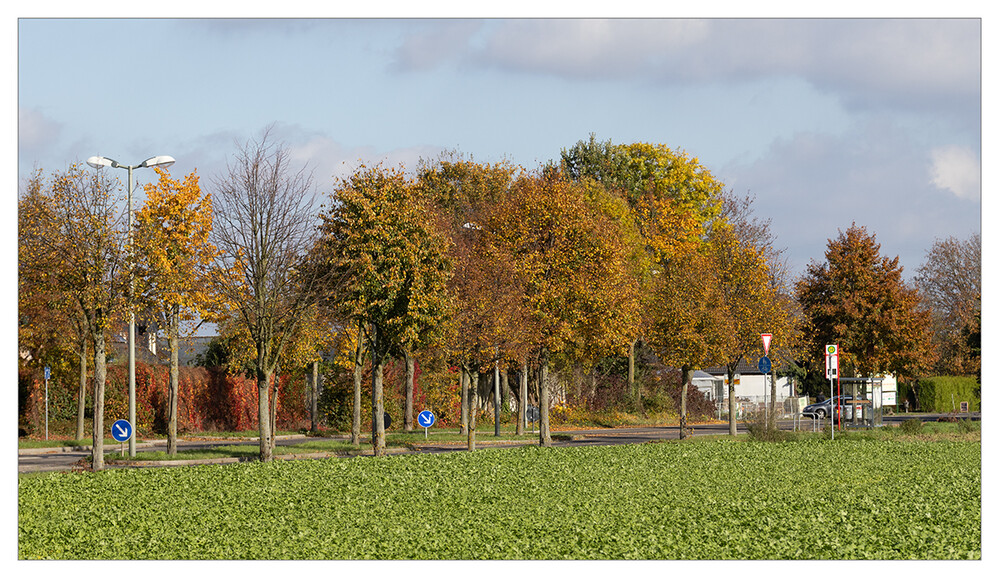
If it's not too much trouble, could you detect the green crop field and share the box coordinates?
[18,439,980,560]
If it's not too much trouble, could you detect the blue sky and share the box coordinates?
[14,11,984,282]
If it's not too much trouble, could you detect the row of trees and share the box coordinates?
[18,129,980,468]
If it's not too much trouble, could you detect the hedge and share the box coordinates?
[18,362,308,436]
[913,376,980,412]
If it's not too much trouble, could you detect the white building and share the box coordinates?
[698,358,794,416]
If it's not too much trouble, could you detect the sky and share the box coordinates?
[11,8,985,284]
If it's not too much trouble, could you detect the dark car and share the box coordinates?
[802,396,853,419]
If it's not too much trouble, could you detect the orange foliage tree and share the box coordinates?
[19,164,128,470]
[487,169,638,446]
[418,156,534,448]
[796,224,934,388]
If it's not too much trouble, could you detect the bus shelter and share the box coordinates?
[839,377,884,428]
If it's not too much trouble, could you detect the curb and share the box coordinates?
[18,434,309,456]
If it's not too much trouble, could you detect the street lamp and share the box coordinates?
[86,155,175,458]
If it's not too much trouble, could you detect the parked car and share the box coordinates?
[802,396,853,419]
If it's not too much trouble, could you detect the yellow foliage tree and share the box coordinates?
[134,168,217,454]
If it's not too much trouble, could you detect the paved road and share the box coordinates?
[18,412,978,474]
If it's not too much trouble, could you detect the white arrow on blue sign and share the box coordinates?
[417,410,436,428]
[111,419,133,442]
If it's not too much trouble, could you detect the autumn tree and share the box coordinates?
[915,234,981,376]
[642,198,731,438]
[318,164,452,456]
[487,169,637,446]
[796,224,934,386]
[560,135,725,402]
[708,210,797,435]
[18,171,95,441]
[418,156,534,448]
[210,130,332,462]
[133,168,216,455]
[19,164,127,470]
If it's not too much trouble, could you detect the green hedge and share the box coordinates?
[915,376,980,412]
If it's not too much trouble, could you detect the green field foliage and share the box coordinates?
[19,440,980,560]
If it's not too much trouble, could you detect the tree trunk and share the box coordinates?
[728,364,738,436]
[517,359,527,436]
[91,326,106,471]
[257,369,273,463]
[539,352,552,447]
[371,335,386,456]
[680,365,690,440]
[351,323,364,449]
[75,338,87,441]
[467,369,478,451]
[404,350,415,432]
[460,366,469,435]
[167,306,180,455]
[494,361,501,437]
[589,370,597,407]
[310,360,320,433]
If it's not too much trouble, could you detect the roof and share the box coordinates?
[110,335,216,367]
[701,351,794,376]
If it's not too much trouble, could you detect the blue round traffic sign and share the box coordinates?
[417,410,436,428]
[111,419,133,442]
[758,356,772,374]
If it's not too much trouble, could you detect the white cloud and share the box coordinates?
[720,121,981,280]
[401,19,979,116]
[18,107,62,154]
[929,146,981,201]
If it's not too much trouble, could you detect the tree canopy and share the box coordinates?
[796,224,934,381]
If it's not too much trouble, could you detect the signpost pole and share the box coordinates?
[760,334,772,426]
[44,368,49,441]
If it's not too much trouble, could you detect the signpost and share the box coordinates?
[417,409,436,439]
[758,355,772,421]
[825,344,839,439]
[526,406,540,434]
[44,366,51,440]
[759,333,772,421]
[111,419,133,457]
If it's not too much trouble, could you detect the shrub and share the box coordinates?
[744,409,793,441]
[957,419,980,433]
[899,418,924,434]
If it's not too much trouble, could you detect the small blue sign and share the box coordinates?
[417,410,436,428]
[44,366,50,380]
[111,419,133,442]
[758,356,772,374]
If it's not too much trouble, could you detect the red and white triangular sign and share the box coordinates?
[761,333,772,355]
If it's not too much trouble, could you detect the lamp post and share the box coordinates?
[86,155,175,458]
